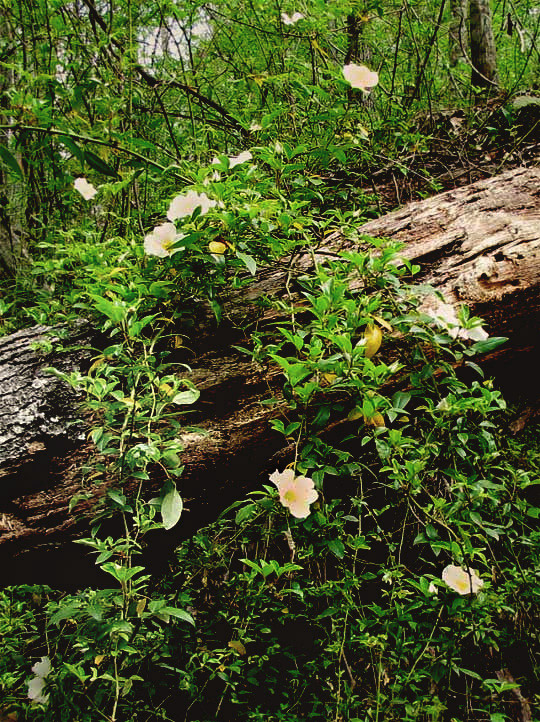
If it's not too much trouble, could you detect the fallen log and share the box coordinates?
[1,165,539,586]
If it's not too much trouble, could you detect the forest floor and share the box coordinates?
[358,106,540,212]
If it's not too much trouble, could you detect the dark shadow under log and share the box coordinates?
[1,165,539,587]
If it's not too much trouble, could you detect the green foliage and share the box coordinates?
[1,237,539,721]
[0,1,539,720]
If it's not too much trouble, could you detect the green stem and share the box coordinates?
[0,123,191,180]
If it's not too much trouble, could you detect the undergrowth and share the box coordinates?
[0,6,538,716]
[0,237,539,722]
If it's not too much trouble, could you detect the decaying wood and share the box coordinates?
[1,165,539,586]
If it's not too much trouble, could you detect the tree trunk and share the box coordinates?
[449,0,468,66]
[0,166,539,587]
[0,14,26,277]
[344,12,373,106]
[469,0,499,89]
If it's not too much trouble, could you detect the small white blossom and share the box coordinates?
[74,177,98,200]
[436,396,451,412]
[442,565,484,595]
[144,222,184,257]
[281,11,304,25]
[229,150,252,168]
[428,581,438,595]
[342,63,379,92]
[427,298,489,341]
[167,190,217,220]
[431,300,461,335]
[464,325,489,341]
[250,122,262,131]
[28,656,51,705]
[270,469,318,519]
[31,657,52,677]
[28,676,48,704]
[212,150,252,169]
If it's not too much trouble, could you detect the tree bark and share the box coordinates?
[0,13,26,277]
[0,166,539,587]
[449,0,468,66]
[469,0,499,89]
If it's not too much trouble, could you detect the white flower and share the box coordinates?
[31,657,52,677]
[442,564,484,595]
[28,656,51,705]
[250,122,262,132]
[212,150,252,170]
[74,177,98,200]
[464,325,489,342]
[229,150,252,168]
[270,469,318,519]
[281,11,304,25]
[431,301,461,337]
[144,222,184,257]
[436,396,451,412]
[428,581,438,595]
[28,676,48,704]
[167,191,217,220]
[342,63,379,92]
[427,298,489,341]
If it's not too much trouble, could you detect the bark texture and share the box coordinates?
[0,16,25,277]
[1,165,539,586]
[449,0,468,66]
[469,0,499,89]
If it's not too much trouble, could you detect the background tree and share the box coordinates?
[449,0,468,66]
[469,0,499,90]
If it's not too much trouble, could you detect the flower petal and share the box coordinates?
[28,676,49,704]
[229,150,252,168]
[270,468,295,487]
[31,656,51,678]
[288,500,311,518]
[281,11,304,25]
[144,223,184,257]
[442,564,484,595]
[167,191,217,220]
[270,470,317,518]
[74,177,98,200]
[342,63,379,91]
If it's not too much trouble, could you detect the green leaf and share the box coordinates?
[0,144,23,178]
[107,490,131,510]
[236,251,257,275]
[101,563,146,582]
[171,387,200,405]
[91,296,127,324]
[240,558,262,574]
[235,503,258,524]
[469,511,483,526]
[59,135,84,161]
[315,607,339,620]
[327,539,345,558]
[50,604,81,625]
[160,606,195,625]
[288,362,312,387]
[471,337,508,354]
[84,149,118,177]
[392,391,411,410]
[162,451,182,469]
[161,487,183,530]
